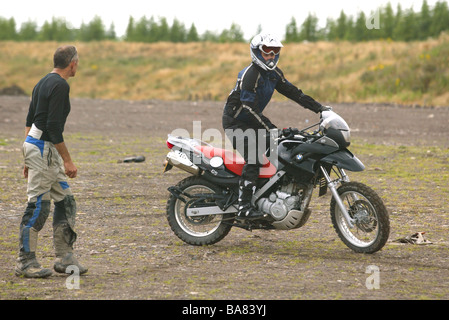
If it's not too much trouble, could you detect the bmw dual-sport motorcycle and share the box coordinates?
[163,110,390,253]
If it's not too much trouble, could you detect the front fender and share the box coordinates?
[321,149,365,172]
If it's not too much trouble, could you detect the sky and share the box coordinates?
[0,0,441,39]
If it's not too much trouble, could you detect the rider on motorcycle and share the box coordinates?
[222,32,330,220]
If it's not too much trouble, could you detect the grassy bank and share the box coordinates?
[0,34,448,106]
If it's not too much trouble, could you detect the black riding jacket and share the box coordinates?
[223,63,323,130]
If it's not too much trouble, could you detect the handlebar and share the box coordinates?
[279,120,322,139]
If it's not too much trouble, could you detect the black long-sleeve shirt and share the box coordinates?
[26,73,71,144]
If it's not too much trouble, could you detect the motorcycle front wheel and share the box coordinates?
[166,176,234,246]
[330,182,390,254]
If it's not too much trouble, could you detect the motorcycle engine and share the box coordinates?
[256,183,301,221]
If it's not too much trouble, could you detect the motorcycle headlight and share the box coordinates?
[324,127,351,147]
[341,130,351,143]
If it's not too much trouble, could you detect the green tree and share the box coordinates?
[228,23,245,42]
[157,17,170,41]
[134,16,150,42]
[106,23,116,40]
[170,18,186,42]
[325,17,337,41]
[430,1,449,37]
[335,10,348,40]
[0,17,17,40]
[186,23,199,42]
[381,3,396,39]
[298,13,319,42]
[393,8,419,41]
[344,15,357,41]
[419,0,432,40]
[392,3,403,40]
[79,15,106,41]
[352,11,369,41]
[201,30,219,42]
[219,23,244,42]
[285,17,299,42]
[19,20,38,41]
[125,16,136,41]
[38,17,73,41]
[146,17,160,42]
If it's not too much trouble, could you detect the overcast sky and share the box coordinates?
[1,0,441,39]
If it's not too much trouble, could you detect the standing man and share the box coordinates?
[16,45,88,278]
[223,33,330,220]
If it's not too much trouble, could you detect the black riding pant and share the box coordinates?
[223,115,270,184]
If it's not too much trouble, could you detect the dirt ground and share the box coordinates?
[0,95,448,303]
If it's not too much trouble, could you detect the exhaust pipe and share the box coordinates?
[165,150,200,175]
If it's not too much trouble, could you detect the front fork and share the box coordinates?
[320,166,356,228]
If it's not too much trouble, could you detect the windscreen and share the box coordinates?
[320,111,350,131]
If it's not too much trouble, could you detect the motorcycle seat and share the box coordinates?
[195,146,276,178]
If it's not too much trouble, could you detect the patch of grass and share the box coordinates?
[1,35,448,105]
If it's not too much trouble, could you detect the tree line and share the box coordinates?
[124,16,244,43]
[0,16,117,42]
[0,0,448,43]
[0,14,245,43]
[285,0,449,42]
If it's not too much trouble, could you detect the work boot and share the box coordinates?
[53,223,88,275]
[237,180,266,220]
[15,252,52,278]
[54,252,88,275]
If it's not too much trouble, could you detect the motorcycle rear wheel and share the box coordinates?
[166,176,234,245]
[330,182,390,253]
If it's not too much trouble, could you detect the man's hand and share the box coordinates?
[54,141,77,178]
[64,160,77,178]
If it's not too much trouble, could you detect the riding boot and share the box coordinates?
[15,251,53,278]
[53,197,88,275]
[15,201,52,278]
[53,223,88,275]
[237,179,266,220]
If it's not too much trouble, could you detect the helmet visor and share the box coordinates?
[260,45,281,55]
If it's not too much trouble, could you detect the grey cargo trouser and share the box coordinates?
[19,124,76,254]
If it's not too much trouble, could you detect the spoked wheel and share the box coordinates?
[166,176,234,245]
[330,182,390,253]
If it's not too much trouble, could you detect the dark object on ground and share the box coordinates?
[121,155,146,163]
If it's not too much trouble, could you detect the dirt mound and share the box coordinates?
[0,85,27,96]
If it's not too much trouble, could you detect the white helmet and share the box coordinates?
[250,33,283,71]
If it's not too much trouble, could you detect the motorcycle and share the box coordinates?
[163,110,390,254]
